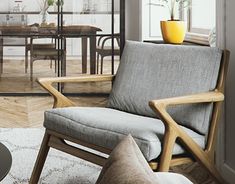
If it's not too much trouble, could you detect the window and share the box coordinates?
[188,0,215,34]
[141,0,169,40]
[141,0,216,44]
[185,0,216,44]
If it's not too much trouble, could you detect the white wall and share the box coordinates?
[125,0,170,41]
[222,0,235,182]
[125,0,141,41]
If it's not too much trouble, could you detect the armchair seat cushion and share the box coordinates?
[44,107,205,161]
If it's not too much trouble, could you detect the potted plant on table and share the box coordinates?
[151,0,191,44]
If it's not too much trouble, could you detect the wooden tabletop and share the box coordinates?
[0,25,102,36]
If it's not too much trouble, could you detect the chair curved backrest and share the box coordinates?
[96,34,120,74]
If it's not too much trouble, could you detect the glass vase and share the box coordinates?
[40,10,49,25]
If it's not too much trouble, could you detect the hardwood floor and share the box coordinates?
[0,58,115,127]
[0,59,118,93]
[0,96,108,128]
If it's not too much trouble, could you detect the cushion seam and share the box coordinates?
[45,111,160,144]
[45,111,205,159]
[45,111,205,141]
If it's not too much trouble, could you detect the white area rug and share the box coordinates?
[0,128,102,184]
[0,128,215,184]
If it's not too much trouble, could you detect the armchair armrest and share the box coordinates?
[37,75,115,108]
[149,91,225,172]
[149,91,224,127]
[150,91,224,109]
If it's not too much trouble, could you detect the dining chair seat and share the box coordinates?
[25,41,56,73]
[31,49,59,57]
[29,38,66,81]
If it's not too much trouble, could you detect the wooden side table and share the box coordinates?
[0,143,12,181]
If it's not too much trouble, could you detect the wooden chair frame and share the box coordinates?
[96,34,120,74]
[28,37,67,81]
[30,50,230,184]
[25,38,56,74]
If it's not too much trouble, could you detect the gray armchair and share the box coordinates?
[30,41,229,184]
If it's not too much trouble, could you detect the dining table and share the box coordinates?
[0,25,102,75]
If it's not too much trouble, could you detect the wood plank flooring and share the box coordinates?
[0,58,113,127]
[0,59,118,93]
[0,96,107,128]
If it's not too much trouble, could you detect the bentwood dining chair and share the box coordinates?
[30,41,229,184]
[25,38,56,74]
[96,34,120,74]
[29,37,66,81]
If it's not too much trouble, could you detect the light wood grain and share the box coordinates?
[0,59,118,93]
[0,96,108,128]
[37,75,114,108]
[29,131,50,184]
[48,133,107,166]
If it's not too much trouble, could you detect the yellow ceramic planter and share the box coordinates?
[160,21,186,44]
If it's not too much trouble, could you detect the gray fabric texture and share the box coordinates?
[107,41,222,135]
[44,107,205,161]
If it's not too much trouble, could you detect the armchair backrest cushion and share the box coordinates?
[107,41,222,135]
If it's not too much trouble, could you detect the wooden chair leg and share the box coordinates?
[25,50,28,73]
[201,160,227,184]
[190,149,227,184]
[62,53,66,77]
[29,132,51,184]
[50,60,52,69]
[177,132,228,183]
[55,60,57,74]
[30,56,34,81]
[101,56,104,74]
[96,54,100,74]
[158,128,177,172]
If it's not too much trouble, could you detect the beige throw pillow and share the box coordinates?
[96,135,159,184]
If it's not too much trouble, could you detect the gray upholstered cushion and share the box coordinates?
[107,41,222,134]
[96,135,158,184]
[44,107,205,161]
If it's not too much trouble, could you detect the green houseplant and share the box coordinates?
[151,0,191,44]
